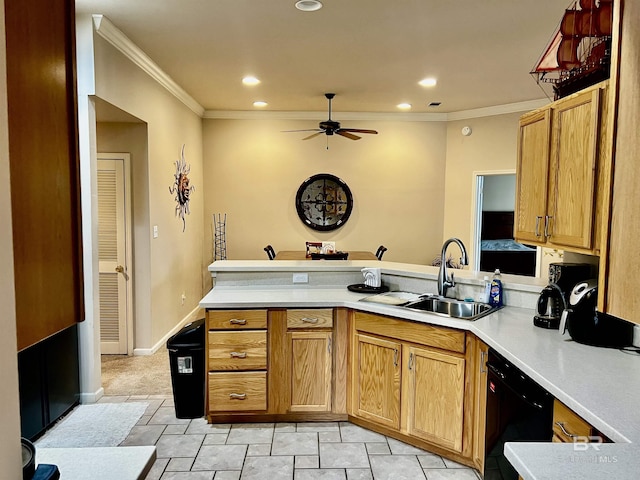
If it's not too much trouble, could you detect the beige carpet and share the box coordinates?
[101,348,173,396]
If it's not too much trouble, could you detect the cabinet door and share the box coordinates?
[471,339,489,473]
[600,0,640,322]
[515,109,551,244]
[352,333,401,429]
[404,345,465,453]
[289,331,332,412]
[547,88,600,249]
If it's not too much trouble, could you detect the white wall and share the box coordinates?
[443,113,523,266]
[202,118,447,265]
[0,0,25,473]
[92,32,205,350]
[483,174,516,212]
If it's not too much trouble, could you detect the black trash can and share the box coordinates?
[167,318,205,418]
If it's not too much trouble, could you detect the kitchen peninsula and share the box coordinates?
[200,259,640,479]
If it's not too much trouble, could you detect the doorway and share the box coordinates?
[97,153,133,354]
[473,172,538,276]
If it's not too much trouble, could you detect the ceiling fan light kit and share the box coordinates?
[295,0,323,12]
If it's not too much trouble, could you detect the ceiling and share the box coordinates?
[76,0,567,115]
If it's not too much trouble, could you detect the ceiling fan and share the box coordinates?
[285,93,378,141]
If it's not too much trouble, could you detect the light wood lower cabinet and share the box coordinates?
[352,333,401,429]
[208,371,267,412]
[403,345,465,452]
[206,310,269,418]
[552,399,606,444]
[349,311,479,464]
[289,330,333,412]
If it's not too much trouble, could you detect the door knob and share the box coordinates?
[115,265,129,280]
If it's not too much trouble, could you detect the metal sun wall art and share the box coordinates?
[169,144,195,232]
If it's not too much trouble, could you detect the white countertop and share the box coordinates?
[36,446,156,480]
[200,281,640,479]
[505,443,639,480]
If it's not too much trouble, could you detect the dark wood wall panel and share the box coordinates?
[5,0,83,351]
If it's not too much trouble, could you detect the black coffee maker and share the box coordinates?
[534,263,592,329]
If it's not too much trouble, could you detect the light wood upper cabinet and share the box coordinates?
[515,109,551,244]
[515,81,609,254]
[548,88,601,249]
[598,0,640,324]
[289,331,333,412]
[403,345,465,452]
[351,333,402,429]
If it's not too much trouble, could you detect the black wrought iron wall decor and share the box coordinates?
[295,173,353,231]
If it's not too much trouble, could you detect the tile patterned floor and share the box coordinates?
[99,395,481,480]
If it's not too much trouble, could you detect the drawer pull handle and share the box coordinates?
[301,317,319,324]
[229,318,247,325]
[229,393,247,400]
[555,422,578,439]
[230,352,247,358]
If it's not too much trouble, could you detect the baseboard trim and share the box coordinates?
[80,386,105,404]
[133,306,203,356]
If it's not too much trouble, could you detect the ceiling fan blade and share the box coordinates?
[302,132,325,140]
[339,128,378,134]
[336,130,361,140]
[282,129,323,133]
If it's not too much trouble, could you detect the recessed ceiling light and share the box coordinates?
[242,76,260,86]
[253,101,268,108]
[397,103,412,110]
[295,0,323,12]
[419,78,437,87]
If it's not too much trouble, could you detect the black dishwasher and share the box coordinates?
[484,348,554,480]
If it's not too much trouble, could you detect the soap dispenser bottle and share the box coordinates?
[489,269,503,307]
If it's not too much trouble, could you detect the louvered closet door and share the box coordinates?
[98,159,128,354]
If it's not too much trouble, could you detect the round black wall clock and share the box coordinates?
[295,173,353,231]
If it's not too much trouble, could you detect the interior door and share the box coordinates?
[98,155,130,354]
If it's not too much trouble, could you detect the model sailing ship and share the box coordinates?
[532,0,613,99]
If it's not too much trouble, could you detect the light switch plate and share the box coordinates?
[293,273,309,284]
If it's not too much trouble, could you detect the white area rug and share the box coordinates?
[35,402,148,448]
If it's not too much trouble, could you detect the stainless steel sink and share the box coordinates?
[403,296,499,321]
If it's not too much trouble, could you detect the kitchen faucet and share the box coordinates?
[437,238,469,298]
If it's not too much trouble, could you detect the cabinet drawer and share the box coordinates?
[207,310,267,330]
[208,331,267,370]
[553,399,593,443]
[287,309,333,329]
[354,311,466,354]
[208,372,267,412]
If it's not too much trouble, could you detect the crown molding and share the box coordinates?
[446,98,550,121]
[92,15,205,117]
[202,110,449,121]
[203,98,550,122]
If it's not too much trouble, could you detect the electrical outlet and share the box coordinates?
[153,225,158,238]
[293,273,309,284]
[181,293,186,305]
